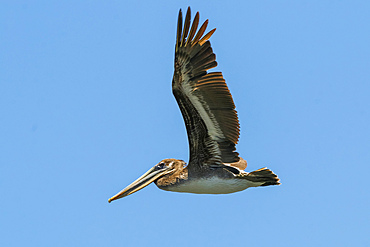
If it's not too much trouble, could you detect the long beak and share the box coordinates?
[108,167,171,203]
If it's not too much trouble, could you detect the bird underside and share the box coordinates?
[159,175,259,194]
[158,166,280,194]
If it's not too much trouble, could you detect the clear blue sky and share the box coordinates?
[1,1,369,246]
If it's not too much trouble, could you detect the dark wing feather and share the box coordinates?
[173,7,240,168]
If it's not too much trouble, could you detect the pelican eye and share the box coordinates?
[155,162,167,170]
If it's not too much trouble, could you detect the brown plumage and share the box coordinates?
[108,7,280,203]
[173,7,240,168]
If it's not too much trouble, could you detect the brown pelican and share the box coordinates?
[108,7,280,203]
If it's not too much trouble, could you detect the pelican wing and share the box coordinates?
[173,7,240,168]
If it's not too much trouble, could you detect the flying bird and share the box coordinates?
[108,7,280,202]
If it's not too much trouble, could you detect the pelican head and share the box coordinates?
[108,159,186,202]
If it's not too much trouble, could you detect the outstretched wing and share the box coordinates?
[172,7,240,168]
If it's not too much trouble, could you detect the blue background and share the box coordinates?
[1,1,369,246]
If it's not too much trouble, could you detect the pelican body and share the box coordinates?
[108,7,280,202]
